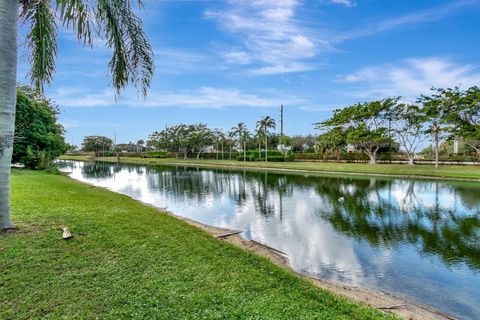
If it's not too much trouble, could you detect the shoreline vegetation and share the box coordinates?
[2,170,395,319]
[60,155,480,181]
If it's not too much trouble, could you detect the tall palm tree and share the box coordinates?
[232,122,248,162]
[212,129,224,160]
[217,130,226,160]
[255,123,265,160]
[257,116,276,162]
[226,130,236,160]
[0,0,154,229]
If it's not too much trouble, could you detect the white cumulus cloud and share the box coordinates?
[336,57,480,100]
[330,0,356,8]
[205,0,320,75]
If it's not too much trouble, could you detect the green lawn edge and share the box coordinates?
[1,169,394,319]
[60,155,480,181]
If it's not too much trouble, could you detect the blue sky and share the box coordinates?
[17,0,480,145]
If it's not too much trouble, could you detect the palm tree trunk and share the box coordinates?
[243,139,246,162]
[434,123,439,168]
[265,135,268,162]
[0,0,18,230]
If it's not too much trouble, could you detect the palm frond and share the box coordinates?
[55,0,94,46]
[95,0,154,96]
[21,0,154,97]
[21,0,58,94]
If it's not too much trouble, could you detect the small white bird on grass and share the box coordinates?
[62,227,73,240]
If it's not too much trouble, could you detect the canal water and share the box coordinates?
[58,160,480,319]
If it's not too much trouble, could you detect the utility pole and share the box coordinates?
[280,104,284,138]
[433,122,439,168]
[280,104,285,157]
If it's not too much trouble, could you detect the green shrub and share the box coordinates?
[23,147,58,171]
[144,151,170,158]
[293,152,372,162]
[235,154,256,161]
[97,151,115,157]
[293,152,478,163]
[187,152,230,160]
[265,156,287,162]
[235,150,292,162]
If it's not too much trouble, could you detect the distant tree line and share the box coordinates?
[143,115,295,162]
[75,86,479,165]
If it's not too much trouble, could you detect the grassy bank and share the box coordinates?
[1,170,392,319]
[61,155,480,181]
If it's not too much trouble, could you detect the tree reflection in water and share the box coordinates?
[315,178,480,270]
[82,161,114,179]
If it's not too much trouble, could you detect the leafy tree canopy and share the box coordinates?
[13,85,67,169]
[81,136,113,156]
[148,123,215,159]
[316,98,397,163]
[441,86,480,154]
[316,127,346,154]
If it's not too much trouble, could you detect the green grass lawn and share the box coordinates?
[61,155,480,180]
[1,170,393,319]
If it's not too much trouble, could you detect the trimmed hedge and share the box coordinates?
[172,152,237,160]
[293,152,479,163]
[293,152,370,162]
[143,151,170,158]
[235,150,292,162]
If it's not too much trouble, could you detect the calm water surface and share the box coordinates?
[58,160,480,320]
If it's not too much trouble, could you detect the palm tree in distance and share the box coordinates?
[137,140,145,153]
[226,130,236,160]
[0,0,154,229]
[255,123,265,160]
[232,122,249,162]
[257,116,276,162]
[213,129,225,160]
